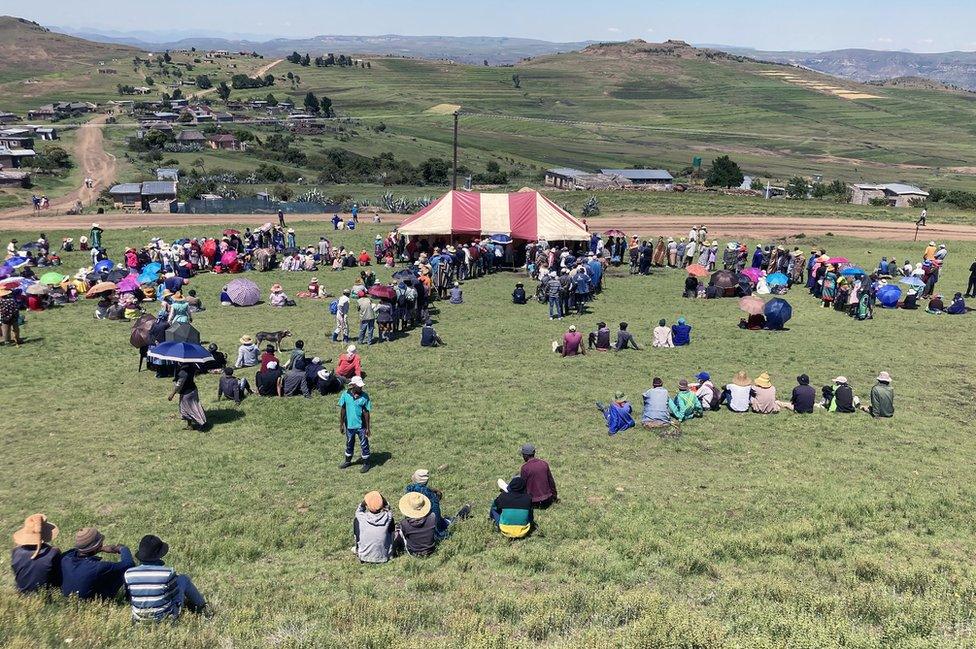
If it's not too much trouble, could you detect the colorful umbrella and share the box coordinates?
[764,297,792,329]
[367,284,396,301]
[899,277,925,287]
[710,270,736,288]
[225,278,260,306]
[142,262,162,275]
[25,283,50,296]
[129,314,156,348]
[826,257,849,265]
[21,242,41,250]
[5,256,29,269]
[766,272,789,287]
[223,229,241,236]
[738,295,765,315]
[686,264,709,278]
[138,270,159,285]
[39,272,67,285]
[0,277,33,291]
[489,234,513,245]
[85,281,118,298]
[117,274,140,292]
[147,341,213,364]
[392,269,417,280]
[603,229,626,237]
[878,284,902,308]
[739,267,761,283]
[0,265,11,280]
[220,250,238,266]
[93,259,114,273]
[840,267,865,277]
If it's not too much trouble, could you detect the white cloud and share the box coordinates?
[875,37,893,44]
[646,28,654,33]
[607,27,621,33]
[917,38,934,45]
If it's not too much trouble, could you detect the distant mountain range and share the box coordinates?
[59,29,595,65]
[705,45,976,91]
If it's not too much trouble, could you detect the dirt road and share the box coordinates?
[0,114,116,218]
[1,211,973,241]
[191,59,282,98]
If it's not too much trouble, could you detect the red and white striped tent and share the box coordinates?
[399,190,590,242]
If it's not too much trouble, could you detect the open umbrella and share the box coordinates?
[0,265,11,280]
[85,281,117,298]
[739,267,761,283]
[106,268,130,283]
[220,250,238,266]
[165,322,201,344]
[392,269,418,280]
[1,277,34,291]
[93,259,114,273]
[138,270,159,285]
[225,278,260,306]
[129,314,156,348]
[764,297,792,329]
[738,295,765,315]
[5,256,28,269]
[117,274,140,292]
[878,284,901,308]
[603,229,626,237]
[142,262,162,275]
[21,242,41,250]
[710,270,736,288]
[367,284,396,301]
[899,276,925,288]
[40,272,67,286]
[686,264,709,278]
[26,283,50,296]
[147,341,213,364]
[489,234,512,245]
[766,272,789,287]
[223,229,241,236]
[826,257,849,265]
[840,267,865,277]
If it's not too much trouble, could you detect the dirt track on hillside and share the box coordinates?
[0,211,973,241]
[1,114,115,218]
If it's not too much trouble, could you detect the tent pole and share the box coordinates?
[452,111,459,190]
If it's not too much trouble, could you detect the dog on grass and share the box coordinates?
[255,330,292,351]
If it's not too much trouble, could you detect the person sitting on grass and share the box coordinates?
[596,391,635,436]
[669,379,703,421]
[449,281,464,304]
[60,527,134,601]
[554,325,585,356]
[738,313,766,330]
[641,378,673,430]
[946,292,967,315]
[926,294,945,314]
[822,376,858,413]
[235,335,259,368]
[750,372,780,414]
[490,476,534,539]
[671,316,692,346]
[614,321,642,350]
[512,282,527,305]
[694,372,720,412]
[286,340,306,370]
[256,361,283,397]
[519,443,558,507]
[652,319,674,347]
[587,322,611,351]
[861,371,894,418]
[354,491,395,564]
[10,513,61,594]
[259,345,279,372]
[282,366,311,398]
[216,367,253,405]
[336,345,363,383]
[780,374,815,413]
[404,469,471,538]
[395,493,438,557]
[420,319,444,347]
[124,534,207,622]
[725,371,753,413]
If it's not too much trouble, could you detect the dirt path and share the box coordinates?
[191,58,282,98]
[0,114,116,218]
[1,211,974,241]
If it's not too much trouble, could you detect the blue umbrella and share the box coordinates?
[763,297,793,329]
[94,259,114,273]
[5,256,28,269]
[147,341,214,364]
[899,276,925,288]
[489,234,512,245]
[142,262,162,275]
[841,267,865,277]
[392,269,418,280]
[766,272,789,287]
[877,284,902,308]
[138,270,158,284]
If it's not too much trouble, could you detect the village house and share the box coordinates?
[206,133,244,151]
[27,102,96,120]
[599,168,674,187]
[850,183,929,208]
[34,127,58,141]
[0,134,34,150]
[183,105,215,122]
[175,129,206,145]
[0,146,36,169]
[0,170,30,188]
[156,168,179,181]
[544,167,589,189]
[0,112,20,124]
[151,111,180,122]
[108,180,178,211]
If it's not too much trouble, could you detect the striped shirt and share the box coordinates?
[124,564,180,622]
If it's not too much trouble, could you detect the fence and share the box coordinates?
[181,198,342,214]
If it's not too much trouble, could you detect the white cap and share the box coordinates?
[349,376,365,388]
[346,344,357,354]
[267,361,278,370]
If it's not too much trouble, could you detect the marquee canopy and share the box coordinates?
[399,190,590,241]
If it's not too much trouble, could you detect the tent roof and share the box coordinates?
[399,190,589,241]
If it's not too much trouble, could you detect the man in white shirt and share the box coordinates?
[332,288,351,342]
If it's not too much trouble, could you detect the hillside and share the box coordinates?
[0,16,139,78]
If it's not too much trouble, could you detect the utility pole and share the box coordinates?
[452,110,459,190]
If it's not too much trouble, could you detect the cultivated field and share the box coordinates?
[1,221,975,647]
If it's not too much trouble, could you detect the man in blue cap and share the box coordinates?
[694,372,719,411]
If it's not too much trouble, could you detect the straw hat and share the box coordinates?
[240,335,254,344]
[271,283,282,292]
[754,372,772,389]
[733,371,751,386]
[12,513,59,548]
[876,371,892,383]
[398,492,431,519]
[833,376,848,384]
[363,491,384,513]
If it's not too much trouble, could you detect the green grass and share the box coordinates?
[1,221,975,647]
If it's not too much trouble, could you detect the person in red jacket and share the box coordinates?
[335,344,363,382]
[518,443,558,508]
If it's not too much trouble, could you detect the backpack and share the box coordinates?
[329,299,339,315]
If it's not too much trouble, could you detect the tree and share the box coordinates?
[263,74,275,86]
[512,74,521,89]
[304,91,321,114]
[484,59,489,66]
[265,93,278,107]
[177,111,193,123]
[704,155,744,188]
[216,81,231,101]
[195,75,212,89]
[786,176,810,199]
[191,157,206,173]
[145,76,155,86]
[163,51,172,64]
[419,157,450,184]
[32,146,72,172]
[366,61,370,69]
[287,51,302,64]
[319,95,333,117]
[171,88,183,100]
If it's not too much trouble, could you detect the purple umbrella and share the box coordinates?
[117,274,140,292]
[740,267,761,283]
[225,278,260,306]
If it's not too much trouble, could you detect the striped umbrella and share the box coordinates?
[225,278,260,306]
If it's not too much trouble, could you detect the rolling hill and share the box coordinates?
[0,16,139,79]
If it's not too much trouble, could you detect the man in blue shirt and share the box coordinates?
[61,527,134,600]
[641,378,672,430]
[338,376,372,473]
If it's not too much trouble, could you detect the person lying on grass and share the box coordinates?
[596,391,635,435]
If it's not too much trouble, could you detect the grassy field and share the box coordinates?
[1,220,975,647]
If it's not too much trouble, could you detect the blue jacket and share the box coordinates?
[11,545,61,593]
[672,323,692,346]
[603,402,635,434]
[61,546,134,600]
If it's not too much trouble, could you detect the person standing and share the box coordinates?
[333,288,351,343]
[168,363,206,430]
[357,292,376,345]
[0,288,22,346]
[89,223,103,249]
[277,209,286,229]
[338,376,372,473]
[966,256,976,298]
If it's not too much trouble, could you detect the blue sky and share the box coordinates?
[10,0,976,51]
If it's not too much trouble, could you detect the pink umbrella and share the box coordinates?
[117,274,140,292]
[220,250,238,266]
[826,257,849,264]
[740,267,761,283]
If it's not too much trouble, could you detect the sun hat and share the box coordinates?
[74,527,104,554]
[754,372,772,389]
[135,534,169,562]
[398,492,432,519]
[240,335,253,344]
[833,376,848,384]
[507,476,527,494]
[267,361,278,370]
[677,379,689,390]
[614,390,627,401]
[349,376,365,388]
[271,283,282,292]
[363,491,384,513]
[568,324,577,332]
[733,371,751,386]
[496,478,509,492]
[12,514,59,552]
[876,371,892,383]
[695,371,710,381]
[412,469,430,485]
[0,289,11,298]
[346,344,357,354]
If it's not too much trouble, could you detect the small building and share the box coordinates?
[98,68,118,74]
[0,170,30,188]
[27,106,56,120]
[0,112,19,124]
[544,167,589,189]
[850,183,929,208]
[175,129,205,145]
[206,134,243,151]
[0,135,34,150]
[0,146,36,169]
[108,180,178,210]
[213,112,234,123]
[599,169,673,187]
[34,127,58,140]
[152,112,180,122]
[156,168,179,181]
[183,106,213,122]
[108,182,144,208]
